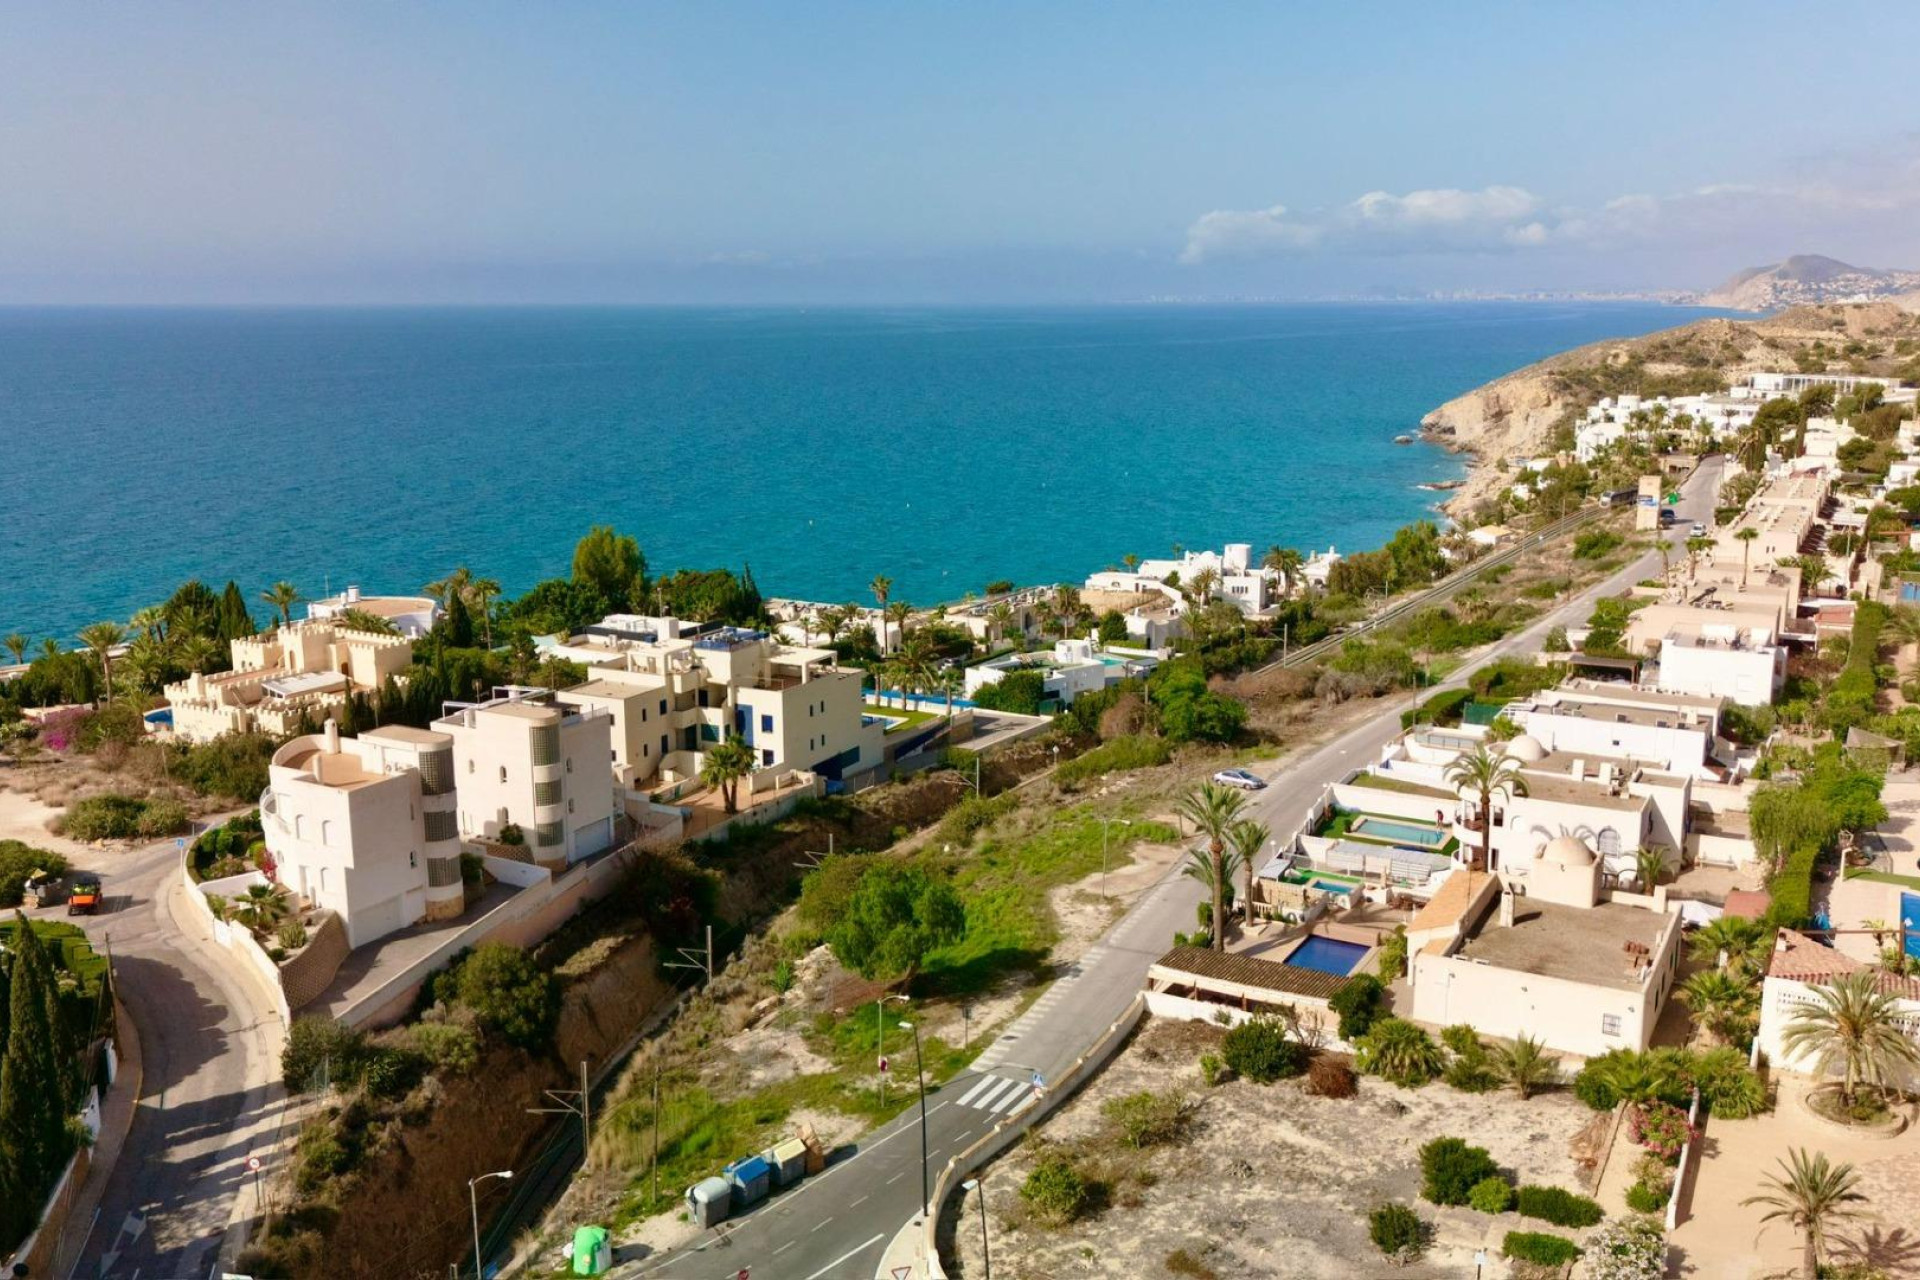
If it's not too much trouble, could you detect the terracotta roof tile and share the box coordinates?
[1767,929,1920,999]
[1151,946,1353,1001]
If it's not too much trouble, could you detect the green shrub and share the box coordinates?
[1221,1016,1306,1083]
[1198,1053,1229,1088]
[1055,735,1171,788]
[0,840,69,907]
[1574,1062,1620,1111]
[1021,1153,1094,1226]
[1686,1045,1769,1119]
[1469,1175,1515,1214]
[168,733,277,802]
[447,943,556,1048]
[294,1124,354,1194]
[1440,1024,1482,1056]
[1625,1180,1667,1213]
[1329,973,1386,1041]
[276,919,309,951]
[1502,1231,1581,1267]
[771,959,796,993]
[1574,529,1624,560]
[1356,1018,1443,1087]
[407,1020,481,1075]
[1102,1090,1195,1149]
[1515,1184,1604,1228]
[133,797,190,838]
[1401,687,1474,730]
[1367,1203,1427,1263]
[1419,1137,1500,1206]
[1376,927,1409,982]
[361,1046,424,1100]
[61,794,149,840]
[282,1017,368,1094]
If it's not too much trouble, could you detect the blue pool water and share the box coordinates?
[0,302,1721,640]
[1350,816,1449,848]
[1285,935,1370,976]
[1903,892,1920,960]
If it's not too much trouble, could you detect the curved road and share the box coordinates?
[625,461,1723,1280]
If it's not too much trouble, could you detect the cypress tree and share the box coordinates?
[219,580,257,640]
[443,593,475,649]
[0,916,75,1219]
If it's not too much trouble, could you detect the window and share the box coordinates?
[762,749,774,766]
[409,850,417,868]
[568,799,575,814]
[499,766,508,783]
[467,759,475,774]
[761,714,774,732]
[659,699,668,715]
[1601,1014,1622,1037]
[566,758,573,774]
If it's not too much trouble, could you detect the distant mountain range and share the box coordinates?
[1700,254,1920,311]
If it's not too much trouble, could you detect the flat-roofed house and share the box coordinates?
[164,621,414,743]
[433,687,616,871]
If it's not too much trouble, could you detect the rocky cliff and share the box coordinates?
[1423,303,1920,518]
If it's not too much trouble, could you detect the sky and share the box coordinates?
[6,2,1920,304]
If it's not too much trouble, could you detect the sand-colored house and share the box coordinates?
[163,621,414,743]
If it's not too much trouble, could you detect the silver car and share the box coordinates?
[1211,768,1266,791]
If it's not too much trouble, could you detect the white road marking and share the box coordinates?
[967,1077,1019,1111]
[810,1216,833,1232]
[989,1083,1031,1114]
[773,1240,795,1256]
[886,1171,904,1184]
[954,1075,999,1108]
[804,1232,886,1280]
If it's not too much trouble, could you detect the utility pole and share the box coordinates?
[665,924,716,983]
[651,1062,662,1208]
[528,1058,593,1154]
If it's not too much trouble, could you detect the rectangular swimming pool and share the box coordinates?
[1285,935,1370,976]
[1348,815,1449,848]
[1904,891,1920,961]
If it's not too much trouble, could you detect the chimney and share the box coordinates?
[345,584,360,604]
[1499,888,1515,929]
[1570,757,1585,780]
[323,717,341,754]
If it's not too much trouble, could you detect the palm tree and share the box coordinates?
[261,580,304,629]
[1444,745,1529,874]
[230,882,290,935]
[986,601,1016,647]
[1181,842,1246,945]
[1122,553,1141,573]
[1261,546,1305,593]
[699,734,757,815]
[1887,606,1920,678]
[1742,1148,1866,1279]
[1228,818,1270,928]
[128,604,168,640]
[1688,914,1771,975]
[1735,527,1761,587]
[817,604,852,647]
[423,566,474,607]
[471,577,501,649]
[77,621,126,704]
[1680,969,1760,1046]
[934,665,963,717]
[1780,970,1920,1108]
[869,575,893,649]
[883,600,914,653]
[1175,782,1248,951]
[1632,845,1668,891]
[2,633,26,665]
[1492,1034,1561,1099]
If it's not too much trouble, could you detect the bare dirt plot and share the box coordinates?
[947,1020,1598,1280]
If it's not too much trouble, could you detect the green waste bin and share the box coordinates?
[571,1225,611,1276]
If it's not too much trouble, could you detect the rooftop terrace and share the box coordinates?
[1453,896,1673,991]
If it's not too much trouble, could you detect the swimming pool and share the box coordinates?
[1903,891,1920,961]
[1285,935,1370,976]
[1348,815,1449,848]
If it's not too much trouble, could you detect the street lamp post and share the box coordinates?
[467,1169,513,1280]
[899,1019,931,1218]
[877,993,908,1106]
[1100,818,1132,900]
[961,1177,993,1278]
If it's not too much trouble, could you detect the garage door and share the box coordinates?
[352,894,407,948]
[572,817,613,861]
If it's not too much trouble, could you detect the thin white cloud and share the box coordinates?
[1181,151,1920,264]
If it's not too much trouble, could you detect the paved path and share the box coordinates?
[28,829,288,1280]
[628,464,1725,1280]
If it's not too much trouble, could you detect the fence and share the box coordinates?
[1666,1088,1703,1230]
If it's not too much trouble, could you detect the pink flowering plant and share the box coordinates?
[36,706,92,753]
[1629,1101,1695,1162]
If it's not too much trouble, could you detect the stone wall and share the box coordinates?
[282,912,349,1011]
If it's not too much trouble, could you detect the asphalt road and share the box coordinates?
[44,829,284,1280]
[621,462,1726,1280]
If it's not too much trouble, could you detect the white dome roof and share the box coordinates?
[1506,735,1547,763]
[1540,835,1596,867]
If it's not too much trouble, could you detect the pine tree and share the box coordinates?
[0,916,75,1230]
[443,593,475,649]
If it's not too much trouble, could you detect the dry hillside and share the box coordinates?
[1422,302,1920,518]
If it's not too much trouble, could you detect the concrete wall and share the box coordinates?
[282,912,350,1012]
[1758,975,1920,1090]
[1330,781,1454,825]
[182,861,293,1025]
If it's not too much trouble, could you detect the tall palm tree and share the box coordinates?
[1228,818,1270,928]
[423,566,474,606]
[883,600,914,654]
[261,580,304,629]
[470,577,501,649]
[986,601,1016,647]
[128,604,168,640]
[1680,968,1760,1046]
[1181,842,1247,945]
[1443,745,1529,874]
[868,573,893,648]
[1175,782,1248,951]
[1780,970,1920,1107]
[1735,527,1761,588]
[1742,1148,1866,1280]
[700,734,757,814]
[2,633,27,665]
[77,621,127,704]
[1122,553,1141,573]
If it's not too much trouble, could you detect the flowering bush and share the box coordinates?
[1629,1101,1695,1162]
[36,707,92,753]
[1583,1215,1668,1279]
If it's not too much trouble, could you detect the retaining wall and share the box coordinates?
[180,858,293,1024]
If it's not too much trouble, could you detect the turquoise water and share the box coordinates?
[1349,815,1450,847]
[1285,935,1369,976]
[0,304,1717,641]
[1904,892,1920,960]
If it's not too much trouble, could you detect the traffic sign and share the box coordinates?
[1030,1070,1046,1089]
[877,1056,890,1074]
[246,1156,262,1172]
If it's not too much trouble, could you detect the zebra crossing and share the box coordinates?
[951,1070,1040,1115]
[973,942,1111,1072]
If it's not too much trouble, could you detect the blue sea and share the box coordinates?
[0,304,1717,641]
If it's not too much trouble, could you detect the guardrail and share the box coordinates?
[924,994,1148,1278]
[1261,503,1614,672]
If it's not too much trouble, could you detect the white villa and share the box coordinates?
[547,615,883,792]
[963,637,1161,707]
[1086,542,1295,617]
[305,585,441,639]
[1757,930,1920,1092]
[433,686,617,870]
[261,720,465,947]
[163,621,414,743]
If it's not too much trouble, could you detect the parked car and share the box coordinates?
[1689,521,1706,537]
[67,874,102,916]
[1658,507,1677,527]
[1211,768,1266,791]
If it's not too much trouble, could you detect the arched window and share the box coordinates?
[1596,827,1622,857]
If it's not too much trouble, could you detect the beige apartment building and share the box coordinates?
[1408,836,1685,1057]
[1713,472,1826,573]
[549,616,882,793]
[261,719,464,948]
[164,621,414,743]
[433,687,617,871]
